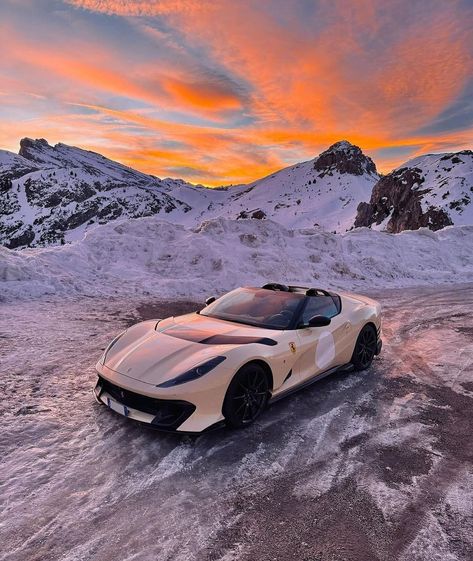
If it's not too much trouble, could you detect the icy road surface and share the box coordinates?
[1,285,473,561]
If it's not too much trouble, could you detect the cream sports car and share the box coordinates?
[94,284,382,433]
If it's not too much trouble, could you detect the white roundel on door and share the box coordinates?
[315,331,336,369]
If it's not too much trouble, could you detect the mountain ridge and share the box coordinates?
[0,138,471,248]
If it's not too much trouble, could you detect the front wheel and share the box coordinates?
[351,325,377,371]
[223,363,270,428]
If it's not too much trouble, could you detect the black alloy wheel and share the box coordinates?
[351,325,377,371]
[223,363,270,428]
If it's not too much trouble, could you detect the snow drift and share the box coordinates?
[1,217,473,302]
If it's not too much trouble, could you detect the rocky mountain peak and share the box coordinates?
[327,140,358,152]
[18,137,75,168]
[355,167,451,232]
[19,138,51,161]
[314,140,378,177]
[355,149,473,232]
[16,138,153,180]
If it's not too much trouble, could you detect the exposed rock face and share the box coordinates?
[355,151,472,233]
[237,209,267,220]
[314,140,377,177]
[251,209,267,220]
[19,138,51,163]
[5,226,35,249]
[354,167,451,232]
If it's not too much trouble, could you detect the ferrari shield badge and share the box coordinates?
[289,342,297,354]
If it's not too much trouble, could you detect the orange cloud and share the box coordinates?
[0,22,247,123]
[162,77,243,113]
[106,0,470,143]
[65,0,206,16]
[1,1,471,185]
[0,25,159,103]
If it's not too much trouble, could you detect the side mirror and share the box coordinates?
[307,315,331,327]
[205,296,216,306]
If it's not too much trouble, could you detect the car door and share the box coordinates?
[294,296,348,382]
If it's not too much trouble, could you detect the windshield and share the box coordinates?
[200,287,304,329]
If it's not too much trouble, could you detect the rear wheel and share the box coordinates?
[351,325,377,371]
[223,363,270,428]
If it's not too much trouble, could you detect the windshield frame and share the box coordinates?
[199,287,307,331]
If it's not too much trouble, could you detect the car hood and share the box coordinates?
[103,314,279,385]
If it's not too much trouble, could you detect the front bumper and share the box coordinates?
[94,376,196,431]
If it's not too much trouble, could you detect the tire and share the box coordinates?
[223,363,270,428]
[351,324,377,371]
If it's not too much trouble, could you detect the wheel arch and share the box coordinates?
[355,321,378,347]
[222,359,273,428]
[363,321,377,334]
[240,359,274,390]
[347,320,378,359]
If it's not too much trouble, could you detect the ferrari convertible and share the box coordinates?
[94,284,382,433]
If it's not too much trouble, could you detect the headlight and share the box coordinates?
[157,356,226,388]
[101,330,126,364]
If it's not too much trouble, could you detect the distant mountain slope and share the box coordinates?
[220,141,379,231]
[355,150,473,232]
[0,138,198,248]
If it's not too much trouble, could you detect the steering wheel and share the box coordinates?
[268,310,293,326]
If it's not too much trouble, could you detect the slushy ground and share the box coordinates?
[1,284,473,561]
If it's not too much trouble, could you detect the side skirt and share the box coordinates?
[268,363,354,404]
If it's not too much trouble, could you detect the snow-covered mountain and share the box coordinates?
[355,150,473,232]
[216,141,379,231]
[1,138,472,249]
[0,139,378,248]
[0,138,205,248]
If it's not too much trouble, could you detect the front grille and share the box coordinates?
[97,376,195,429]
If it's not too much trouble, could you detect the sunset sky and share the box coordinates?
[1,0,472,186]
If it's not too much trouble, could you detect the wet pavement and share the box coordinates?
[1,284,473,561]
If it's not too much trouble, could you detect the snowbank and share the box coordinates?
[1,217,473,302]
